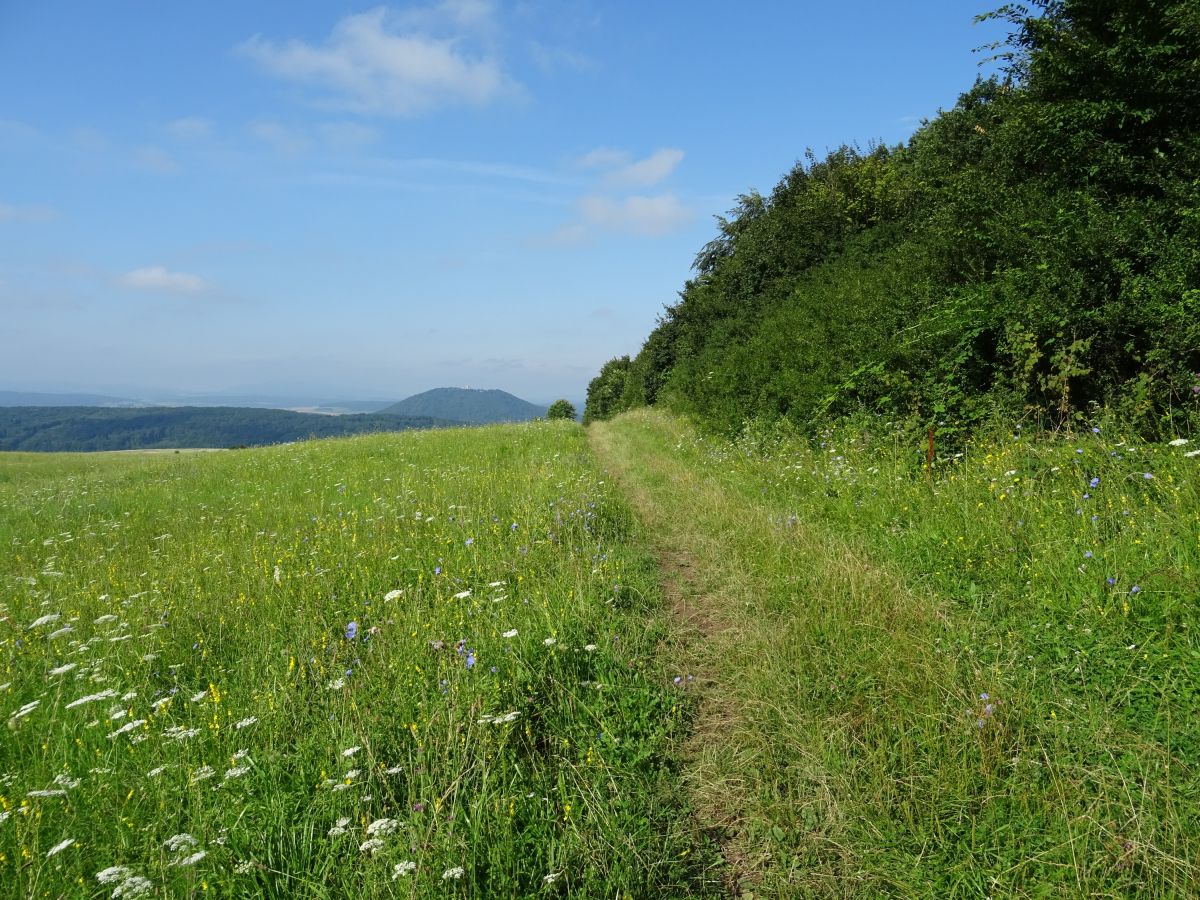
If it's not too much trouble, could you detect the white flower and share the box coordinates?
[189,691,207,703]
[543,637,556,646]
[232,748,250,760]
[10,700,40,720]
[366,817,399,836]
[163,726,199,741]
[96,866,132,884]
[112,875,153,898]
[46,838,75,857]
[583,644,597,652]
[326,678,346,691]
[49,663,78,676]
[1185,449,1200,458]
[67,689,118,709]
[152,697,173,710]
[385,765,404,775]
[234,716,258,730]
[327,818,350,837]
[93,614,118,624]
[1169,437,1189,446]
[359,837,385,854]
[234,860,256,875]
[502,629,518,638]
[28,613,61,629]
[53,774,80,788]
[392,861,417,878]
[190,766,216,783]
[170,851,206,866]
[384,589,403,601]
[488,581,504,587]
[27,789,68,797]
[341,746,361,757]
[164,833,198,852]
[453,590,472,599]
[442,866,465,880]
[223,766,250,780]
[146,766,168,778]
[107,719,145,739]
[48,626,74,639]
[544,871,562,884]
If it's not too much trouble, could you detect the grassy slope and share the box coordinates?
[591,409,1200,898]
[0,424,719,898]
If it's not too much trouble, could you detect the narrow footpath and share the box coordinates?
[589,409,951,898]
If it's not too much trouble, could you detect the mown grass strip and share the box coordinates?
[591,408,1200,898]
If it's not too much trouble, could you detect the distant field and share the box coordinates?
[0,423,715,897]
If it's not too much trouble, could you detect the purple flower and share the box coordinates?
[1143,473,1153,480]
[980,692,989,701]
[465,650,476,670]
[465,537,474,546]
[345,621,358,640]
[434,566,442,575]
[1130,585,1141,594]
[1089,477,1100,488]
[1092,426,1101,434]
[1107,577,1116,586]
[1083,551,1093,559]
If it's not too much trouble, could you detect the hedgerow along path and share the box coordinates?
[590,408,1200,898]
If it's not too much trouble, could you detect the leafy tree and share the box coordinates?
[583,356,632,424]
[546,399,577,420]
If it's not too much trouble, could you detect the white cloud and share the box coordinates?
[248,121,309,155]
[577,194,692,235]
[118,267,208,294]
[135,146,179,173]
[576,147,629,170]
[236,4,517,116]
[0,202,57,223]
[167,117,213,140]
[605,148,684,188]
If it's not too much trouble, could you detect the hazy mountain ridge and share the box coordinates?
[0,406,452,452]
[378,388,547,424]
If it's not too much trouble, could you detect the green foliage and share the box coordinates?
[606,1,1200,438]
[545,399,577,420]
[582,356,632,424]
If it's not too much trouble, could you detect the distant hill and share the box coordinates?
[0,390,150,408]
[0,406,450,452]
[379,388,547,424]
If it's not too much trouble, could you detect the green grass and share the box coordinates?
[591,409,1200,897]
[0,423,719,898]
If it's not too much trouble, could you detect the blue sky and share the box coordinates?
[0,1,1009,404]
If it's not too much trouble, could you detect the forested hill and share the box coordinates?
[0,406,449,452]
[379,388,547,424]
[585,0,1200,438]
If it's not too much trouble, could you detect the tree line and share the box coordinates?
[585,0,1200,438]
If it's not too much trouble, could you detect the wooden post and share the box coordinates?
[926,426,935,480]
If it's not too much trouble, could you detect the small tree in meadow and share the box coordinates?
[546,399,577,420]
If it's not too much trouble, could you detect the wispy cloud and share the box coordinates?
[0,201,58,223]
[248,120,309,155]
[118,266,208,294]
[577,147,683,188]
[577,194,691,235]
[166,116,213,140]
[236,3,518,116]
[134,145,179,173]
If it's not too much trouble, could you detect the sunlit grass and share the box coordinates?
[0,423,717,898]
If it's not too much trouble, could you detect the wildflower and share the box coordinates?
[1107,577,1116,586]
[28,613,61,629]
[190,766,216,783]
[544,872,562,884]
[345,621,358,640]
[443,866,465,880]
[234,716,258,730]
[234,861,256,875]
[96,866,132,884]
[1168,438,1189,446]
[342,746,361,757]
[45,838,75,857]
[385,765,403,774]
[393,861,417,878]
[170,851,206,867]
[501,629,518,638]
[359,838,385,854]
[49,663,77,676]
[107,719,145,739]
[366,817,399,836]
[1143,472,1153,480]
[1130,585,1141,594]
[1083,551,1093,559]
[584,644,597,652]
[223,766,250,780]
[164,834,198,852]
[466,650,476,670]
[1186,449,1200,458]
[327,818,350,837]
[1089,476,1100,488]
[543,637,556,646]
[453,590,472,599]
[112,876,153,898]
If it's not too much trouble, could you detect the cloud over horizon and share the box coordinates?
[118,266,209,294]
[237,3,517,117]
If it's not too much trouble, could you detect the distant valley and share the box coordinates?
[0,387,552,451]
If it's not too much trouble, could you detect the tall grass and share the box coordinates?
[592,409,1200,897]
[0,424,718,897]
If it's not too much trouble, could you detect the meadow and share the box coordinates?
[0,424,718,898]
[592,409,1200,897]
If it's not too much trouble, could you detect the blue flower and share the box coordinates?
[345,621,358,640]
[1089,476,1100,488]
[1143,472,1154,480]
[1130,585,1141,594]
[466,650,476,670]
[1083,551,1093,559]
